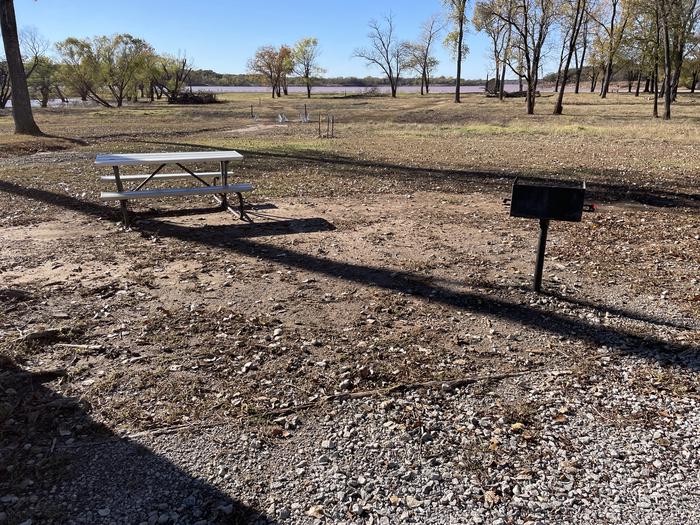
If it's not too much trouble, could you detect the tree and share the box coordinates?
[248,45,285,98]
[152,53,193,103]
[20,26,48,79]
[98,34,152,107]
[685,36,700,90]
[554,0,588,113]
[405,16,443,95]
[277,45,293,96]
[474,0,511,98]
[55,37,106,104]
[487,0,558,113]
[589,0,631,98]
[0,0,41,135]
[354,13,409,98]
[27,55,56,107]
[0,55,9,108]
[444,0,470,102]
[293,37,324,98]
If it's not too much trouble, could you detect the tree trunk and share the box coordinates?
[499,60,507,100]
[455,13,464,103]
[39,85,49,107]
[653,62,659,118]
[306,79,311,98]
[600,61,613,97]
[660,12,672,120]
[590,71,597,92]
[55,84,68,103]
[635,71,641,96]
[526,82,536,114]
[0,0,41,135]
[691,72,698,93]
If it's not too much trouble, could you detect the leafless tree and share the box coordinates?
[589,0,630,97]
[554,0,588,113]
[20,26,48,78]
[354,13,409,98]
[488,0,558,114]
[406,16,444,94]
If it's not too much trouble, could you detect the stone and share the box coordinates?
[405,496,422,509]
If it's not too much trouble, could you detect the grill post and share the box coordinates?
[534,219,549,292]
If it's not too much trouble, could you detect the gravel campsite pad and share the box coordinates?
[1,94,699,524]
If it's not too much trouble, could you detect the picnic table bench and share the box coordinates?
[96,150,252,226]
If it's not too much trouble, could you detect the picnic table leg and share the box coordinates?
[220,161,228,208]
[113,166,130,227]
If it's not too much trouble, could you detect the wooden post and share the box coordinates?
[318,114,322,137]
[250,105,254,118]
[304,104,308,120]
[326,115,330,138]
[331,116,334,138]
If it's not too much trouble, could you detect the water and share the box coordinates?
[2,83,533,108]
[189,84,523,95]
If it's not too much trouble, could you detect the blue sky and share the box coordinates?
[16,0,500,79]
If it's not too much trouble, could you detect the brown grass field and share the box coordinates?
[1,91,699,523]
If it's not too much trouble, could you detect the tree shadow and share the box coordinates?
[122,139,700,210]
[41,133,91,146]
[471,279,696,331]
[2,181,697,372]
[0,355,273,524]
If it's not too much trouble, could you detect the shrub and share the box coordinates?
[167,92,218,104]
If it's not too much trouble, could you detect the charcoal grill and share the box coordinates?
[508,178,591,292]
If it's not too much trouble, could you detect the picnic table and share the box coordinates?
[96,150,252,226]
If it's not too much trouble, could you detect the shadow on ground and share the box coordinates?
[0,355,272,524]
[124,139,700,210]
[1,180,696,372]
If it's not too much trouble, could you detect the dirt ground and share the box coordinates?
[1,92,699,524]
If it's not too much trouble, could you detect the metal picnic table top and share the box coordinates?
[95,150,244,166]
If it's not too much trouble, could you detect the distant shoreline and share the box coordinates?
[187,84,522,94]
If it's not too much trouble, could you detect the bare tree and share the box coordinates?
[354,13,409,98]
[0,55,10,108]
[0,0,41,135]
[405,16,444,94]
[573,17,590,92]
[20,26,48,79]
[152,53,193,102]
[443,0,470,102]
[474,0,512,98]
[589,0,630,97]
[554,0,588,113]
[488,0,558,113]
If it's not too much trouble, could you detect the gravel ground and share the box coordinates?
[3,351,699,525]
